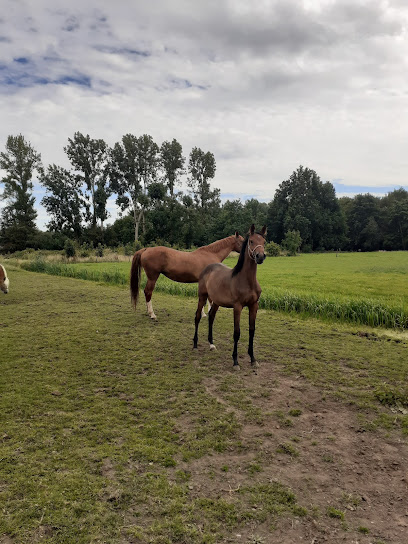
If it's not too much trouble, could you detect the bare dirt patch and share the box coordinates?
[176,364,408,543]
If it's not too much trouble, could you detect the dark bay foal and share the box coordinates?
[193,225,267,370]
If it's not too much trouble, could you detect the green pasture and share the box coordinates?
[17,251,408,329]
[1,269,407,543]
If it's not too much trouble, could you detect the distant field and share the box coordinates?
[17,251,408,329]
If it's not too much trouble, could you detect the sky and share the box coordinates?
[1,0,408,229]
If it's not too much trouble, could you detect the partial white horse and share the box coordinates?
[0,264,9,294]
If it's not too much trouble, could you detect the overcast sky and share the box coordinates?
[1,0,408,229]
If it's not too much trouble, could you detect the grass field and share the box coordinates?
[1,269,408,543]
[16,250,408,329]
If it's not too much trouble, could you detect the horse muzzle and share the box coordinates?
[255,253,266,264]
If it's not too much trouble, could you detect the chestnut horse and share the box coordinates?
[0,264,9,294]
[130,233,244,319]
[193,225,266,370]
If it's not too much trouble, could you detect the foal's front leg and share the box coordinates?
[232,306,242,370]
[193,294,207,348]
[248,302,259,367]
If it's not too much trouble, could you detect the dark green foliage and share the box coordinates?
[160,138,185,197]
[0,134,41,252]
[2,132,408,253]
[40,164,84,237]
[268,165,346,251]
[282,230,302,256]
[109,133,160,241]
[95,243,104,257]
[265,241,281,256]
[64,132,110,228]
[341,193,382,251]
[64,238,76,258]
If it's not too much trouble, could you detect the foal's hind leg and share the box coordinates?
[144,274,159,319]
[201,297,213,318]
[248,302,259,367]
[207,303,219,350]
[193,294,207,348]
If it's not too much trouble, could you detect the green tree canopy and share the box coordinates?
[267,165,346,251]
[160,139,185,198]
[109,134,160,241]
[39,164,84,238]
[64,132,110,228]
[0,134,41,251]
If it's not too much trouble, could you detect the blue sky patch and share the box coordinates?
[333,181,408,196]
[14,57,30,64]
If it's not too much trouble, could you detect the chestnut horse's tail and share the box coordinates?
[130,249,145,309]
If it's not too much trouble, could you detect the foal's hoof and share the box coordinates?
[251,361,259,368]
[209,344,216,351]
[232,364,240,371]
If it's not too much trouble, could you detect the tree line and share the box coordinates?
[1,134,407,253]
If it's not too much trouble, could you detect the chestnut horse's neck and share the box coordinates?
[196,236,237,261]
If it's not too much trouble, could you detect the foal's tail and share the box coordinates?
[130,249,145,309]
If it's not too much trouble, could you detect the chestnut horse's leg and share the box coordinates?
[248,302,259,367]
[232,305,242,370]
[207,303,219,350]
[144,273,159,319]
[193,294,207,348]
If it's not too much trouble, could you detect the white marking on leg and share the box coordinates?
[209,344,216,351]
[147,301,157,320]
[201,308,207,318]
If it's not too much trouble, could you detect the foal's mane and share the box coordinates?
[232,235,249,277]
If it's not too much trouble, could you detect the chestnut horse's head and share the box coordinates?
[0,265,9,294]
[247,224,267,265]
[232,231,245,253]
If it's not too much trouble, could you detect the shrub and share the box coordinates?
[96,243,104,257]
[265,241,281,257]
[282,230,302,256]
[64,239,76,258]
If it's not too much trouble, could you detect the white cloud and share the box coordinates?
[1,0,408,229]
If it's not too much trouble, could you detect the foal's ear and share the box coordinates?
[235,231,239,238]
[249,224,255,235]
[261,225,267,237]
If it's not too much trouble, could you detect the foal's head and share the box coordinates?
[232,225,267,276]
[247,224,267,264]
[0,265,9,294]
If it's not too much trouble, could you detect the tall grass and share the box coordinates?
[261,290,408,330]
[20,258,408,330]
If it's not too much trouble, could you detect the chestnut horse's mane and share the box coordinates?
[196,235,235,254]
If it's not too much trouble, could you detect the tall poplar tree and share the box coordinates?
[0,134,41,251]
[109,134,159,241]
[64,132,110,229]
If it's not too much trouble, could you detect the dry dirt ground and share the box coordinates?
[177,362,408,544]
